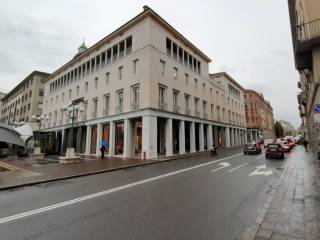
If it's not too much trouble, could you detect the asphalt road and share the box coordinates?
[0,146,294,240]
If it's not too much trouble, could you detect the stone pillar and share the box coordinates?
[214,126,219,145]
[76,127,82,153]
[179,120,185,154]
[123,118,132,158]
[190,122,196,153]
[61,129,65,154]
[166,118,173,156]
[142,115,157,159]
[96,123,102,156]
[208,125,213,148]
[199,123,204,151]
[235,129,239,146]
[225,127,231,148]
[250,131,253,143]
[108,121,115,157]
[85,126,91,155]
[255,131,258,141]
[230,128,234,147]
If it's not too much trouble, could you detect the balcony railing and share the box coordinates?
[296,18,320,42]
[173,105,180,113]
[130,102,140,111]
[158,101,167,111]
[185,108,191,115]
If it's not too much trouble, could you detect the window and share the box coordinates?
[194,98,199,116]
[173,67,178,80]
[185,94,190,113]
[112,44,118,62]
[119,66,123,80]
[132,85,140,110]
[172,42,178,60]
[105,72,110,85]
[210,88,212,96]
[166,38,172,56]
[178,47,183,64]
[173,90,179,112]
[160,60,165,76]
[27,103,30,111]
[133,59,139,74]
[194,78,198,89]
[184,51,188,67]
[159,86,166,104]
[39,89,44,97]
[106,49,112,65]
[126,36,132,54]
[116,90,124,113]
[202,83,205,92]
[76,86,80,96]
[94,77,98,89]
[69,89,72,99]
[101,52,105,66]
[91,58,95,73]
[29,91,32,98]
[96,55,100,70]
[119,40,125,59]
[62,92,65,101]
[85,82,88,92]
[185,73,189,85]
[56,95,58,104]
[92,98,98,116]
[104,94,110,114]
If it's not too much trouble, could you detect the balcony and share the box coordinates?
[185,108,191,115]
[130,102,140,111]
[296,18,320,43]
[173,105,180,113]
[158,101,167,111]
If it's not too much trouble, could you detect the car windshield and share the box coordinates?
[247,143,255,147]
[268,144,279,150]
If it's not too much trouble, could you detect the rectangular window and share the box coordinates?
[119,66,123,80]
[202,83,205,92]
[119,40,125,59]
[194,98,199,116]
[132,85,140,110]
[172,42,178,60]
[173,90,179,112]
[56,95,58,104]
[116,90,124,113]
[69,89,72,99]
[91,58,95,73]
[29,91,32,97]
[173,67,178,80]
[126,36,132,54]
[39,89,44,97]
[178,47,183,64]
[85,82,88,92]
[185,73,189,85]
[112,44,118,62]
[159,86,166,104]
[94,77,98,89]
[106,48,112,65]
[194,78,198,89]
[92,98,98,116]
[166,38,172,56]
[76,86,80,96]
[95,55,100,70]
[104,94,110,115]
[133,59,139,74]
[160,60,165,76]
[62,92,65,101]
[101,52,106,66]
[105,72,110,85]
[27,103,31,111]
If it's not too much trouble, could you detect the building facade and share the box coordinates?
[288,0,320,151]
[0,92,6,119]
[0,71,50,125]
[42,6,246,159]
[244,90,275,141]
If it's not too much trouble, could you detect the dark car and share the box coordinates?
[265,143,284,159]
[244,143,262,155]
[0,142,9,158]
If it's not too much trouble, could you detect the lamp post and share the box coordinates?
[63,102,84,158]
[31,115,48,154]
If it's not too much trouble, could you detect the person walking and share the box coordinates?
[99,139,107,159]
[303,138,309,152]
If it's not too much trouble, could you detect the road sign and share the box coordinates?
[313,104,320,114]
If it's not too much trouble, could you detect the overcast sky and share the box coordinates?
[0,0,301,128]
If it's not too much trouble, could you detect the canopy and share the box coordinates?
[14,124,34,142]
[0,124,25,147]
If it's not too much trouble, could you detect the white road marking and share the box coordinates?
[256,155,265,159]
[249,164,273,176]
[210,162,230,173]
[0,153,243,224]
[228,162,248,173]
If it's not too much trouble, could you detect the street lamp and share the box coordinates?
[63,101,84,158]
[31,115,48,154]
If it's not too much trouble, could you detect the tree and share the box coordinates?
[274,121,284,138]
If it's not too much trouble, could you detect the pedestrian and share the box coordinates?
[303,138,309,152]
[99,140,107,159]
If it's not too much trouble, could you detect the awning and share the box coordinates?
[14,124,34,142]
[0,125,25,147]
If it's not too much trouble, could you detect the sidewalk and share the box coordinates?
[245,146,320,240]
[0,147,241,191]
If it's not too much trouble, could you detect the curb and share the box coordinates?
[0,148,242,191]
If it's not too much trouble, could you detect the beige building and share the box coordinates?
[244,90,275,141]
[0,92,6,119]
[42,6,246,159]
[0,71,50,125]
[288,0,320,151]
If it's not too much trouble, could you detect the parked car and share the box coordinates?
[280,141,291,152]
[286,138,295,149]
[294,135,301,144]
[0,141,9,158]
[244,142,262,155]
[264,139,274,148]
[265,143,284,159]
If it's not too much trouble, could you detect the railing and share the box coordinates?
[173,105,180,113]
[185,108,191,115]
[158,101,167,111]
[131,102,140,111]
[296,18,320,42]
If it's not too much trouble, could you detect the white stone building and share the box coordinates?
[42,6,246,159]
